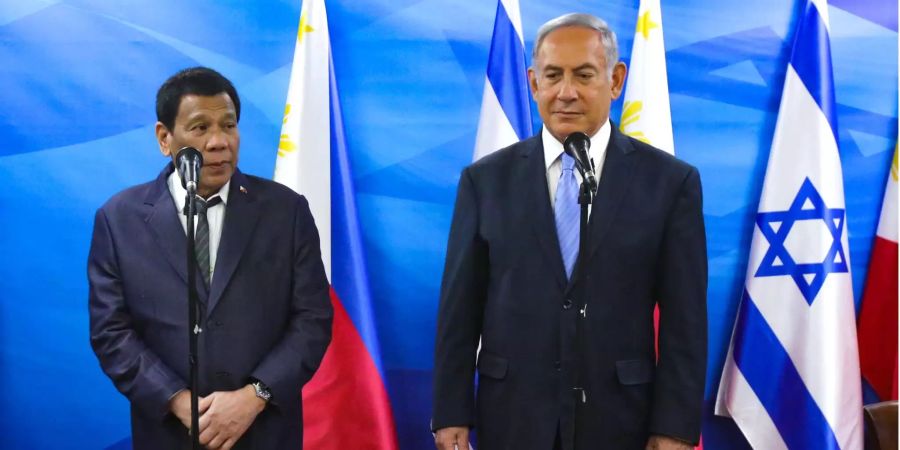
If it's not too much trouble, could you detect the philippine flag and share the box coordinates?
[857,146,898,402]
[715,1,864,449]
[620,0,675,352]
[619,3,706,448]
[273,0,399,448]
[620,0,674,155]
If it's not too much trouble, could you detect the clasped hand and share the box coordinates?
[170,385,266,450]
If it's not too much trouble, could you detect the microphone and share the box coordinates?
[563,132,596,191]
[175,147,203,193]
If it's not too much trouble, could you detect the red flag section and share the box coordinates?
[302,289,399,449]
[858,236,899,401]
[858,147,898,402]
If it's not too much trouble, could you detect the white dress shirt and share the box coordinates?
[167,170,229,282]
[543,118,611,212]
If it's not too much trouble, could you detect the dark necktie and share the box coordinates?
[194,195,222,286]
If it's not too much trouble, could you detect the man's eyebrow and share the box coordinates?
[184,111,236,123]
[185,112,210,123]
[541,63,599,72]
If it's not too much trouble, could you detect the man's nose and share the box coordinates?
[205,128,228,151]
[557,76,577,101]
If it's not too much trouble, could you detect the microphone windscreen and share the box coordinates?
[563,132,592,172]
[175,147,203,190]
[176,147,202,166]
[563,132,591,153]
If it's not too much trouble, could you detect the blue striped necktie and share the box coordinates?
[555,153,579,280]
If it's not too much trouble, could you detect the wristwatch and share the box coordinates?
[250,379,272,403]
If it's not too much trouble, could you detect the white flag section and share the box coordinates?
[274,0,332,279]
[715,1,863,449]
[472,0,531,161]
[620,0,674,155]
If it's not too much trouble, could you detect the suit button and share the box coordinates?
[554,361,561,370]
[563,299,573,310]
[215,371,231,378]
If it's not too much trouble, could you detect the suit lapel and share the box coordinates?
[587,126,638,262]
[523,137,568,290]
[207,170,261,316]
[145,164,190,286]
[563,126,639,293]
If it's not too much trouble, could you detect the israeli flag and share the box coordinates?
[472,0,532,161]
[715,1,864,449]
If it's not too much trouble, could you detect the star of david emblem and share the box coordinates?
[754,177,849,305]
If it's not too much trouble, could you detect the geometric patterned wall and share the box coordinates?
[0,1,895,448]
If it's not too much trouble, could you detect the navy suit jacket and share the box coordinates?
[433,127,707,450]
[89,164,332,449]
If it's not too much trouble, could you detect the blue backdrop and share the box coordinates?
[0,1,895,449]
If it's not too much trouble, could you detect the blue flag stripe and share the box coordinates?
[329,50,385,377]
[732,290,841,450]
[485,1,532,140]
[790,1,838,140]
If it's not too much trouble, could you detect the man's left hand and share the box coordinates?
[645,435,694,450]
[197,385,266,450]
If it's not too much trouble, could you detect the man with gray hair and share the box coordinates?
[432,12,706,450]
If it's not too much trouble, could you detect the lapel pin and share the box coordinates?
[239,186,248,194]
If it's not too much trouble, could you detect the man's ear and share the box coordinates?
[155,122,172,157]
[609,62,628,100]
[528,67,539,100]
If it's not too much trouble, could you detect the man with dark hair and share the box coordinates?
[432,13,707,450]
[89,66,333,450]
[155,67,242,132]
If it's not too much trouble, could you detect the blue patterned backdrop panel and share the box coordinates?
[0,1,895,448]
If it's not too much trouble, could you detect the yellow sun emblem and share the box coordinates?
[620,100,650,144]
[278,104,297,158]
[298,13,315,43]
[891,143,898,182]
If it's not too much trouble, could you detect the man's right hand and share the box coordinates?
[434,426,470,450]
[169,389,193,431]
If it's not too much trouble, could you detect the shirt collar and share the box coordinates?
[168,167,231,210]
[542,118,611,171]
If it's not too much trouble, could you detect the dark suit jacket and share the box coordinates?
[89,164,333,450]
[433,127,707,450]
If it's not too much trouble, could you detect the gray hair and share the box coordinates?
[531,13,619,78]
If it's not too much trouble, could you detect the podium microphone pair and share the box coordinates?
[177,136,592,192]
[564,132,597,192]
[176,147,203,194]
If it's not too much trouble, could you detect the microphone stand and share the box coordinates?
[184,187,202,450]
[571,162,596,442]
